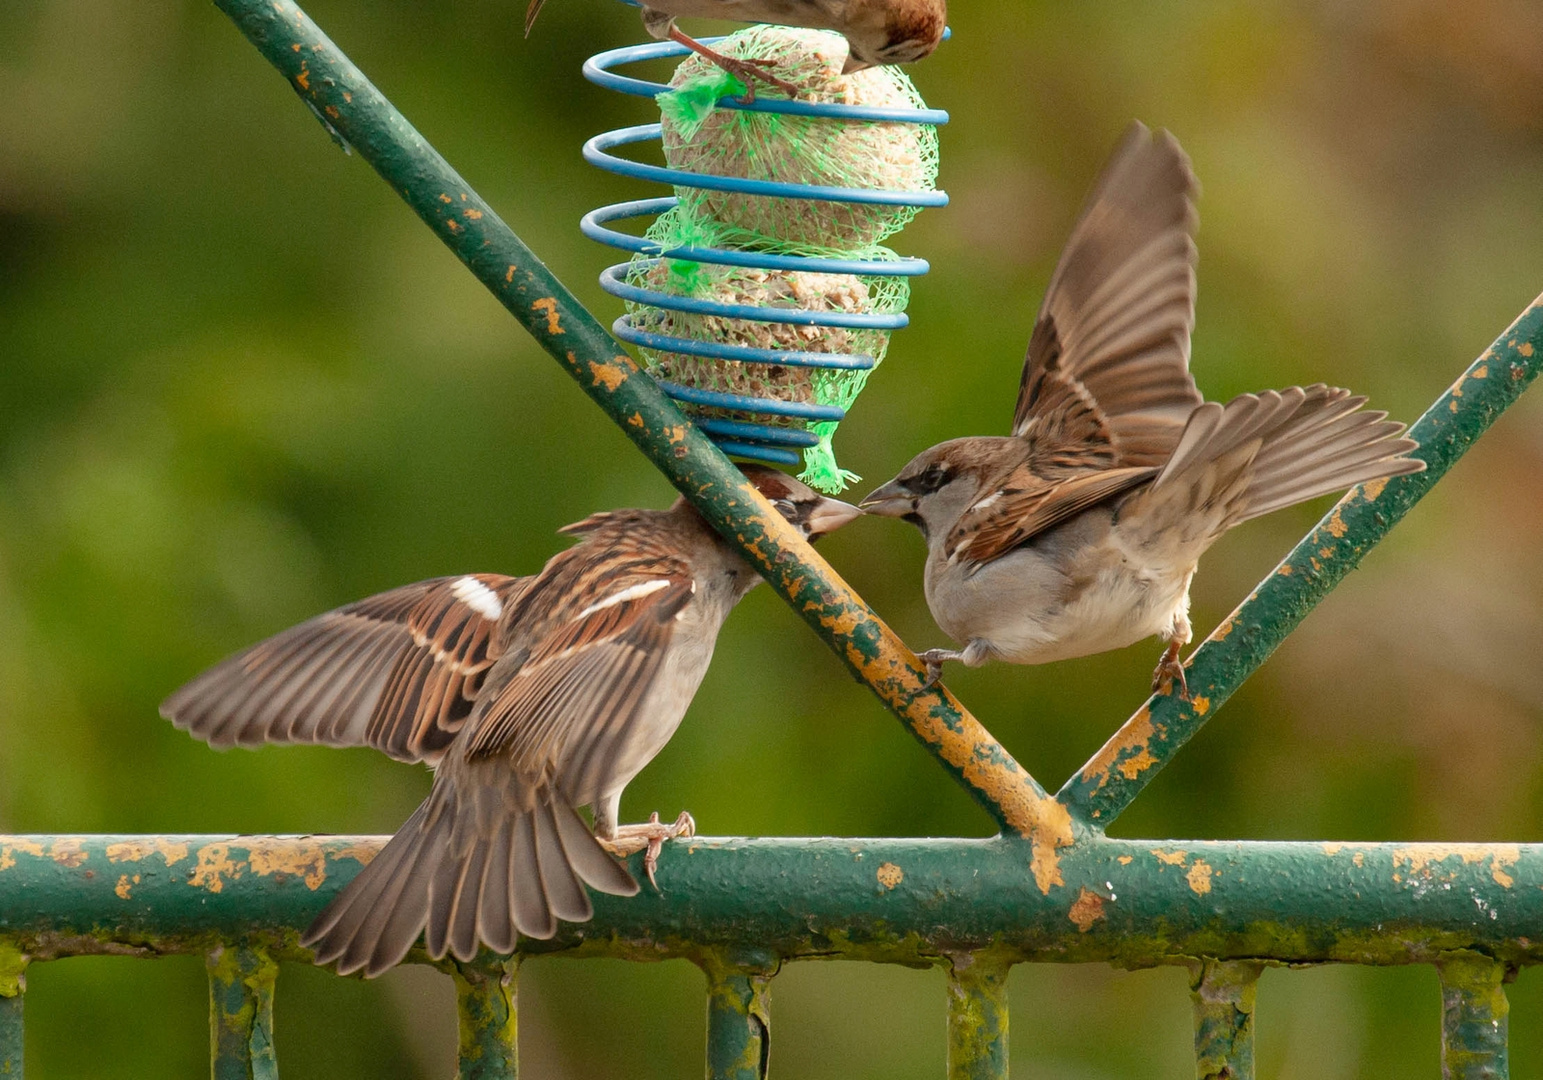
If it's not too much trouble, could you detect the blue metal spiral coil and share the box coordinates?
[581,33,948,468]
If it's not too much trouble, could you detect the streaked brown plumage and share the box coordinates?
[161,467,859,976]
[524,0,947,99]
[861,122,1425,694]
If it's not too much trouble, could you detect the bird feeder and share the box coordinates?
[582,24,948,491]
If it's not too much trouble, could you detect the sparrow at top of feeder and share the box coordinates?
[525,0,947,100]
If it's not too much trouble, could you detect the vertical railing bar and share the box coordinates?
[206,945,279,1080]
[1190,959,1262,1080]
[946,954,1009,1080]
[0,942,25,1080]
[1059,294,1543,828]
[209,0,1055,842]
[1437,952,1510,1080]
[453,958,519,1080]
[700,952,776,1080]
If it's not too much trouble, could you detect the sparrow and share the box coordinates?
[160,466,860,977]
[861,122,1425,697]
[524,0,947,100]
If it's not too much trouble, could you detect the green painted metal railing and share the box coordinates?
[1,1,1540,1077]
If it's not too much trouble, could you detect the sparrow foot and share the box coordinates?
[1150,641,1190,700]
[666,27,799,102]
[917,648,963,688]
[598,810,696,890]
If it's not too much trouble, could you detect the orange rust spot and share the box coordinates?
[876,862,903,890]
[1521,342,1535,357]
[1392,844,1521,888]
[465,209,484,221]
[295,68,310,90]
[324,105,339,119]
[0,839,46,872]
[1068,887,1106,933]
[1353,852,1365,867]
[114,874,140,900]
[1449,399,1459,413]
[291,42,301,52]
[343,91,353,103]
[627,413,644,427]
[1190,695,1210,716]
[1277,563,1293,576]
[1117,855,1133,865]
[332,841,382,866]
[531,297,563,336]
[1080,706,1158,792]
[588,361,627,391]
[50,838,87,868]
[1210,618,1234,642]
[1361,477,1389,501]
[1471,364,1489,379]
[1187,860,1213,894]
[1324,508,1348,538]
[445,219,462,233]
[438,193,453,204]
[664,424,688,443]
[106,838,189,867]
[1117,748,1157,780]
[1319,547,1334,558]
[1153,849,1187,866]
[189,843,243,894]
[505,265,516,284]
[247,839,329,890]
[1323,843,1344,856]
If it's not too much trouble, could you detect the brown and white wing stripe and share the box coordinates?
[463,560,694,793]
[160,573,528,764]
[946,461,1158,569]
[1015,122,1203,466]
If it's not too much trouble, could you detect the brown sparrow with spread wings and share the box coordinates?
[861,123,1424,696]
[524,0,947,99]
[161,466,859,977]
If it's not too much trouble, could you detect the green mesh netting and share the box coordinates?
[640,26,937,491]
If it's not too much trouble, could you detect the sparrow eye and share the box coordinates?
[909,464,952,494]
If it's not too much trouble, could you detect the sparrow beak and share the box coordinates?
[858,479,914,518]
[841,52,873,74]
[803,496,864,539]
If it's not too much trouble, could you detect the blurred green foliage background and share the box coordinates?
[3,0,1543,1076]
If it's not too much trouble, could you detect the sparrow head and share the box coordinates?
[741,464,863,541]
[840,0,947,73]
[860,438,1008,540]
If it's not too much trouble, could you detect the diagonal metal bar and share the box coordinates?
[1437,952,1510,1080]
[1059,294,1543,828]
[1189,959,1262,1080]
[451,958,519,1080]
[209,0,1068,849]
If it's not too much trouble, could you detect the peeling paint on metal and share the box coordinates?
[1154,850,1188,866]
[114,874,139,900]
[49,839,87,868]
[106,838,190,867]
[876,863,903,890]
[588,361,627,390]
[190,843,243,893]
[1362,477,1389,501]
[531,297,563,335]
[0,840,44,872]
[1068,887,1106,932]
[1393,844,1520,889]
[1187,861,1213,895]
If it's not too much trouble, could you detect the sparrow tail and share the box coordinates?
[1155,385,1424,526]
[302,785,638,977]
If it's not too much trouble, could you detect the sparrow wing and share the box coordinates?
[160,573,528,764]
[462,561,697,807]
[945,462,1158,567]
[1013,122,1202,467]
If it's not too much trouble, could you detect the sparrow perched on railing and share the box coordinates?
[525,0,947,99]
[861,123,1425,697]
[161,466,860,977]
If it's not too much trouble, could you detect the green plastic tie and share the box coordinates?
[656,68,746,142]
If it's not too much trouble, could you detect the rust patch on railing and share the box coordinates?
[1068,887,1106,932]
[106,838,191,867]
[1392,844,1521,889]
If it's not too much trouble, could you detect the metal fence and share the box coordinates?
[2,2,1541,1077]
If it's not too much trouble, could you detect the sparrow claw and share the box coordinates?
[603,810,696,891]
[715,56,799,102]
[917,648,959,688]
[1151,642,1190,700]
